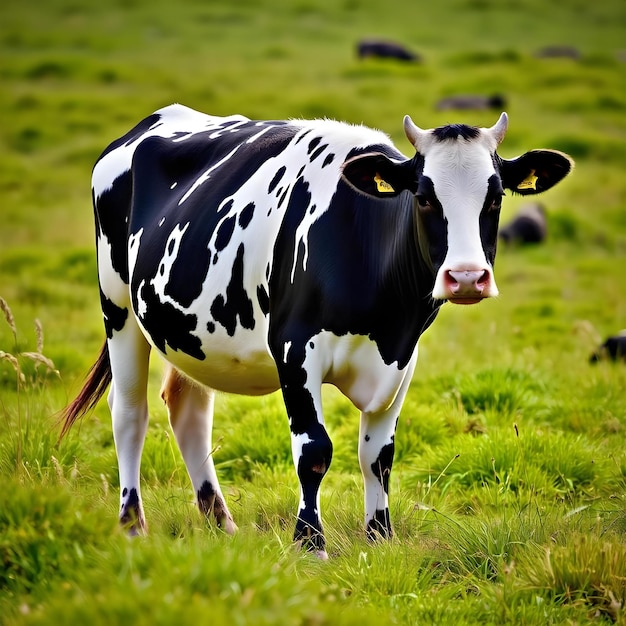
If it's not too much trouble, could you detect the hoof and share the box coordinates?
[219,517,238,536]
[120,492,146,536]
[125,524,146,537]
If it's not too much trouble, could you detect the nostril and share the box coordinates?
[444,270,461,293]
[476,270,489,289]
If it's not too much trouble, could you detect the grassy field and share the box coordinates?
[1,0,626,623]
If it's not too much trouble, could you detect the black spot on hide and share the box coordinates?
[95,172,132,283]
[218,199,234,215]
[370,441,394,494]
[307,137,322,154]
[133,272,204,359]
[309,144,328,162]
[239,202,255,229]
[215,215,237,252]
[295,129,313,145]
[257,284,270,316]
[278,188,289,209]
[322,153,335,168]
[101,291,128,338]
[210,244,255,336]
[268,166,286,193]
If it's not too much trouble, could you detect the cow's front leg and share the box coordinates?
[277,363,331,557]
[359,410,398,540]
[290,415,332,557]
[358,358,416,542]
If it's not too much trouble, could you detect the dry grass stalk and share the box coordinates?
[0,296,17,342]
[20,351,60,376]
[50,455,64,481]
[0,350,25,383]
[35,318,44,354]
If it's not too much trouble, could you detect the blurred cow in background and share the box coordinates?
[436,94,507,111]
[499,202,547,245]
[357,39,420,62]
[590,333,626,363]
[535,45,581,60]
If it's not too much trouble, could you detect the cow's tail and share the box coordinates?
[58,341,111,440]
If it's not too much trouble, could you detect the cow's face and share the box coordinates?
[342,113,573,305]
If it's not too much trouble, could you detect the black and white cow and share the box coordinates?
[499,202,547,245]
[357,39,420,62]
[436,94,507,111]
[589,333,626,363]
[61,104,572,558]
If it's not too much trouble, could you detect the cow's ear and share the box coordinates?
[500,149,574,195]
[341,153,416,198]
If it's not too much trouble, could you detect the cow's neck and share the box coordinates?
[355,192,441,367]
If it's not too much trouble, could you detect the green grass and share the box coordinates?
[1,0,626,623]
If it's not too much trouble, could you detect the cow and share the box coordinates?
[535,45,581,60]
[436,94,507,112]
[589,333,626,363]
[60,104,573,558]
[499,202,547,245]
[357,39,420,62]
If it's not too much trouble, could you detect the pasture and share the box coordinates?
[1,0,625,623]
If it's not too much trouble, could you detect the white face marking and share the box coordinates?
[420,134,500,299]
[283,341,292,363]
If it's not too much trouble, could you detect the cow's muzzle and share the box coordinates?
[439,268,497,305]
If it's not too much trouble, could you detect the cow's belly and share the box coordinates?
[137,319,281,395]
[164,346,280,395]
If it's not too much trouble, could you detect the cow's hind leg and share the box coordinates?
[108,320,152,534]
[160,365,236,534]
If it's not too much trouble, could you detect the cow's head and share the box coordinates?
[342,113,573,304]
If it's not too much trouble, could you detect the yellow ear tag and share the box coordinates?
[517,170,538,191]
[374,173,395,193]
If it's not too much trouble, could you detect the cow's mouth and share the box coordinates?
[448,297,484,305]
